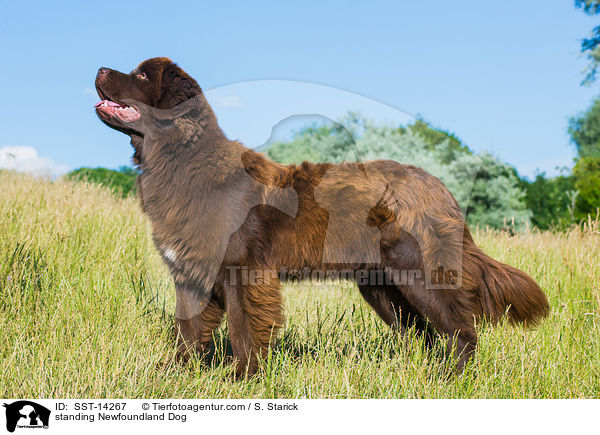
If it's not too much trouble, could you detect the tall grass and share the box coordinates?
[0,171,599,398]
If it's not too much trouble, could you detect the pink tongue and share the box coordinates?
[94,100,122,108]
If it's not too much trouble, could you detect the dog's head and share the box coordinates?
[94,57,203,156]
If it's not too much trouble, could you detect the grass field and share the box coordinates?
[1,171,599,398]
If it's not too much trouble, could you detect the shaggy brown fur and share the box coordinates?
[95,57,550,376]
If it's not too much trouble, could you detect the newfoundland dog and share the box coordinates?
[94,57,549,376]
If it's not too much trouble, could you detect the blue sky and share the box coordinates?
[0,1,597,178]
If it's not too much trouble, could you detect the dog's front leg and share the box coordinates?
[223,271,284,377]
[223,280,255,377]
[175,283,224,363]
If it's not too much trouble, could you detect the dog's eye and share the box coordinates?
[136,72,148,80]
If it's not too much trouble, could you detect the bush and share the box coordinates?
[66,166,138,198]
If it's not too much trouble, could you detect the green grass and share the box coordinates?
[1,171,599,398]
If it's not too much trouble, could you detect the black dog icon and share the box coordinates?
[3,401,50,432]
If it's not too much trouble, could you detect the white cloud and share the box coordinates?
[0,146,70,179]
[210,94,244,109]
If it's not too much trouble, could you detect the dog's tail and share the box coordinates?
[464,236,549,325]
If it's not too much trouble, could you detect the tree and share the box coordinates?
[568,94,600,219]
[519,171,576,229]
[575,0,600,84]
[573,156,600,218]
[453,153,531,230]
[401,119,471,164]
[569,98,600,158]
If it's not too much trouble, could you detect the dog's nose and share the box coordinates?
[97,67,110,76]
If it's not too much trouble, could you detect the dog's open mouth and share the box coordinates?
[94,100,140,123]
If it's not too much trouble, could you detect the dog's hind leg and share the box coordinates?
[380,230,477,370]
[358,283,436,347]
[357,283,405,332]
[389,279,478,371]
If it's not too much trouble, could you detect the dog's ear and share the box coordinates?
[158,61,202,109]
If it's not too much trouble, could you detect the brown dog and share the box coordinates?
[94,57,549,376]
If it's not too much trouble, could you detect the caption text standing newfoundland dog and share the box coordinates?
[94,57,549,376]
